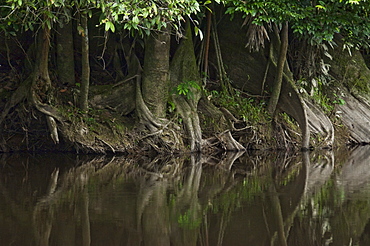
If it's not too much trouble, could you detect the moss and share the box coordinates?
[89,84,115,96]
[329,44,370,97]
[206,89,270,127]
[348,74,370,95]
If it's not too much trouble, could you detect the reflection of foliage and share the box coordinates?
[177,209,202,230]
[279,164,301,186]
[296,179,344,244]
[310,180,345,215]
[295,174,370,245]
[242,177,266,201]
[211,176,268,214]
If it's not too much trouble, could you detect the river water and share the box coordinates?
[0,146,370,246]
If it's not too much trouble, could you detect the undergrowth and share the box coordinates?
[206,88,271,126]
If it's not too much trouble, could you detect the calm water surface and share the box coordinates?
[1,147,370,246]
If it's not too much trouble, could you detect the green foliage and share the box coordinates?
[298,77,347,113]
[278,161,301,186]
[99,0,201,35]
[207,88,270,125]
[177,209,202,230]
[1,0,201,38]
[304,179,345,217]
[304,78,334,113]
[333,94,346,106]
[0,0,96,36]
[175,80,201,100]
[211,175,268,215]
[222,0,370,47]
[224,0,305,24]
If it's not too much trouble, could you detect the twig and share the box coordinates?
[112,74,139,88]
[96,136,115,153]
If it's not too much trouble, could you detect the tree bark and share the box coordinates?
[56,13,75,86]
[268,21,289,116]
[31,24,61,144]
[79,13,90,113]
[170,23,202,152]
[33,24,52,92]
[203,8,212,86]
[142,29,170,118]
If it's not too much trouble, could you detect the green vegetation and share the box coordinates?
[207,89,270,126]
[177,209,202,230]
[1,0,370,152]
[175,81,202,100]
[223,0,370,46]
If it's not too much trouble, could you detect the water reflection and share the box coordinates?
[0,148,369,245]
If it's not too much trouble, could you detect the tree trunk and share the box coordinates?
[79,13,90,113]
[31,25,61,144]
[142,29,170,118]
[268,21,289,116]
[32,24,52,92]
[56,14,75,86]
[203,8,212,86]
[170,23,202,152]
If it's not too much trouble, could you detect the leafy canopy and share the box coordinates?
[100,0,201,35]
[223,0,370,47]
[1,0,201,37]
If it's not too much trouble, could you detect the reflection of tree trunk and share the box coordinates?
[217,209,232,246]
[170,155,202,246]
[181,155,202,199]
[270,183,288,246]
[217,151,245,170]
[33,204,54,246]
[142,181,170,246]
[33,168,59,246]
[282,152,309,242]
[81,185,91,246]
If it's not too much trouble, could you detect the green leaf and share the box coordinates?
[152,2,158,15]
[132,15,139,24]
[315,5,326,10]
[194,26,203,40]
[105,21,115,32]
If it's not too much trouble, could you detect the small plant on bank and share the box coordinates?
[175,80,201,100]
[298,78,346,114]
[333,93,346,105]
[206,88,270,126]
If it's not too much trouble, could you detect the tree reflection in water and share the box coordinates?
[0,147,370,245]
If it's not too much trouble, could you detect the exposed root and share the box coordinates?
[217,130,246,151]
[219,106,255,132]
[96,136,115,153]
[46,116,59,144]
